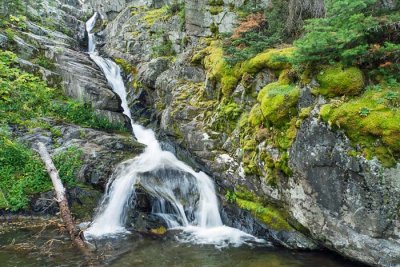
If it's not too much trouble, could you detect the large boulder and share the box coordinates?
[287,117,400,266]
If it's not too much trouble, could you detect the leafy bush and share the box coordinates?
[0,49,125,211]
[0,130,48,210]
[0,50,126,131]
[0,129,83,211]
[53,146,83,186]
[32,55,56,70]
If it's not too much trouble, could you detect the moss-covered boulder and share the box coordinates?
[316,64,364,97]
[238,47,295,75]
[320,85,400,167]
[258,83,300,126]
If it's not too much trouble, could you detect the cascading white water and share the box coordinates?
[84,13,264,247]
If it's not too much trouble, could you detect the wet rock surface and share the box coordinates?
[221,202,319,250]
[17,121,144,189]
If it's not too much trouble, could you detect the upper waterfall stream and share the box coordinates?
[84,13,264,247]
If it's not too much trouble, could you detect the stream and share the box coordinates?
[0,222,363,267]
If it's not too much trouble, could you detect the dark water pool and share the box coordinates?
[0,221,365,267]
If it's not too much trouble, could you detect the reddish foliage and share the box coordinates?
[232,13,266,39]
[380,61,393,68]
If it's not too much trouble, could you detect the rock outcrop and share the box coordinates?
[3,0,130,126]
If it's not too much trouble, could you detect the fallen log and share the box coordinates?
[36,142,90,256]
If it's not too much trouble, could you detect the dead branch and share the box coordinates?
[36,142,92,257]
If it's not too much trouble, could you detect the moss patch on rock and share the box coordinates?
[320,84,400,167]
[150,226,167,235]
[141,6,171,27]
[258,84,300,127]
[226,189,293,231]
[211,101,243,132]
[316,64,364,97]
[237,47,294,75]
[114,57,137,75]
[202,41,239,97]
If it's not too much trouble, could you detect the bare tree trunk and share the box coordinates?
[37,142,91,257]
[287,0,326,34]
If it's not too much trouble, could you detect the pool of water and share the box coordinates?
[0,221,365,267]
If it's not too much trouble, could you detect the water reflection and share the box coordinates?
[0,223,364,267]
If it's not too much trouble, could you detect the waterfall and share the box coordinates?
[84,13,264,247]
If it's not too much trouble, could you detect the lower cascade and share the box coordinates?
[84,13,263,247]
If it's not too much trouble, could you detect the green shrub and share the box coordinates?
[294,0,400,77]
[0,50,126,132]
[151,38,175,58]
[32,55,56,70]
[53,146,83,186]
[0,130,83,211]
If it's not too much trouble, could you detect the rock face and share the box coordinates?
[75,1,400,265]
[288,117,400,266]
[6,0,130,126]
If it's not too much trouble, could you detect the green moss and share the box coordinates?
[150,226,167,235]
[114,58,136,75]
[237,47,295,75]
[203,41,238,96]
[299,107,312,119]
[226,188,292,231]
[275,119,298,150]
[211,101,242,132]
[248,104,264,126]
[209,6,223,15]
[191,49,208,65]
[320,85,400,167]
[236,198,293,231]
[208,0,224,5]
[259,84,300,126]
[210,23,219,36]
[70,185,102,220]
[141,6,170,27]
[316,64,364,97]
[243,139,257,151]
